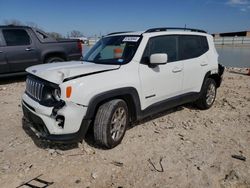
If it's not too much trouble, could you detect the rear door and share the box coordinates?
[2,28,39,72]
[0,30,9,74]
[179,35,209,93]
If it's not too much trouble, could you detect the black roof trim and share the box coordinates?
[0,25,31,29]
[145,27,207,34]
[107,31,133,36]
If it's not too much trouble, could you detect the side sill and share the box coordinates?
[137,92,199,120]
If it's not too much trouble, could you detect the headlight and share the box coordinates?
[53,88,61,101]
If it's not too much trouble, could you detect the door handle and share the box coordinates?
[200,62,208,66]
[0,51,3,53]
[172,67,182,73]
[25,47,34,51]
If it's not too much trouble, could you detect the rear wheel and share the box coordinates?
[93,99,129,149]
[195,78,217,110]
[45,57,65,63]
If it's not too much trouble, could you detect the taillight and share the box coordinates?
[77,40,82,52]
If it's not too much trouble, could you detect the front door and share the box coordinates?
[139,35,183,109]
[0,47,9,74]
[0,32,9,74]
[2,28,39,72]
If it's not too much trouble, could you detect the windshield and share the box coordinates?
[83,35,142,64]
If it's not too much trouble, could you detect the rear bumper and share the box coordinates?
[22,103,91,143]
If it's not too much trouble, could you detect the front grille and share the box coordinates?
[26,77,44,101]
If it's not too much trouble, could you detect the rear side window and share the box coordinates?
[35,30,48,39]
[179,35,208,60]
[141,35,178,63]
[2,29,31,46]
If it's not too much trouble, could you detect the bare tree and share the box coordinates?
[3,19,64,39]
[4,19,23,26]
[47,32,63,39]
[26,21,41,29]
[3,19,41,29]
[70,30,83,38]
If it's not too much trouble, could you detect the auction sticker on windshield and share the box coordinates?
[123,37,140,42]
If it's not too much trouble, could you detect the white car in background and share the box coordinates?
[22,27,224,149]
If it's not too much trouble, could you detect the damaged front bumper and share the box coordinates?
[22,93,91,143]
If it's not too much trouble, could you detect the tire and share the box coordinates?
[45,57,65,63]
[93,99,129,149]
[195,78,217,110]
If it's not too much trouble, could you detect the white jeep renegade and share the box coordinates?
[22,27,224,148]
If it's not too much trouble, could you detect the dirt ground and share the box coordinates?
[0,69,249,188]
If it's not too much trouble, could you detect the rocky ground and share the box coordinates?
[0,69,249,188]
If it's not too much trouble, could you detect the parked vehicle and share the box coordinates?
[22,27,224,149]
[70,36,88,44]
[0,25,82,77]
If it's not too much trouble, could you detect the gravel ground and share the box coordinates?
[0,69,249,188]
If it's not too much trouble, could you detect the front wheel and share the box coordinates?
[195,78,217,110]
[93,99,129,149]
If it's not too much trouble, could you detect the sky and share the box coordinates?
[0,0,250,37]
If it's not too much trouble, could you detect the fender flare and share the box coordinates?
[202,71,212,89]
[200,68,223,94]
[84,87,141,121]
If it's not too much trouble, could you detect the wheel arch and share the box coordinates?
[43,52,67,63]
[208,74,222,88]
[201,68,223,91]
[85,87,141,123]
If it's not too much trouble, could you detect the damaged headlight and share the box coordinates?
[52,88,61,101]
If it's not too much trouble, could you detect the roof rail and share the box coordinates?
[145,27,207,33]
[7,24,17,27]
[0,25,29,28]
[107,31,133,36]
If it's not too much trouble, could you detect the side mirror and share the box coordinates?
[150,53,168,65]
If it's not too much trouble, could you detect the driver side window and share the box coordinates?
[141,35,178,64]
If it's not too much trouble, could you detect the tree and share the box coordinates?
[26,21,40,29]
[47,32,63,39]
[3,19,40,29]
[3,19,64,39]
[70,30,83,38]
[4,19,22,26]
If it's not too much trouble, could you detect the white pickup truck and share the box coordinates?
[22,27,224,148]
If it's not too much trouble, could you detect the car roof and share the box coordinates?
[107,31,210,38]
[106,27,209,37]
[106,31,144,36]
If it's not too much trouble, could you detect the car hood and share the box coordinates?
[26,61,120,84]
